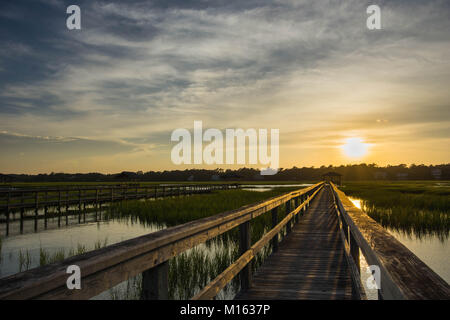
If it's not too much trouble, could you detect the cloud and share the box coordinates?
[0,0,449,171]
[0,131,136,155]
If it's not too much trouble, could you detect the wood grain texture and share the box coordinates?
[236,187,353,300]
[331,183,450,300]
[192,186,323,300]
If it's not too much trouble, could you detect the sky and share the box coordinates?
[0,0,449,174]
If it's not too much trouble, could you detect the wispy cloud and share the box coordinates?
[0,0,449,172]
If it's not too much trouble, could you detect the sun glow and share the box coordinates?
[341,137,369,159]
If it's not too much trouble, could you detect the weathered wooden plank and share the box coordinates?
[331,183,450,300]
[235,288,352,300]
[236,186,354,300]
[191,186,323,300]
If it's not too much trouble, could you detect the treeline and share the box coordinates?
[1,164,449,182]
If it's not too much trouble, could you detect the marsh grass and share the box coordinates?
[94,237,108,250]
[109,275,142,300]
[12,238,110,273]
[105,189,295,227]
[103,188,296,299]
[109,236,277,300]
[341,181,449,240]
[18,249,31,272]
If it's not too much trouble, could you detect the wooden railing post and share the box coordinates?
[271,207,278,252]
[95,189,99,222]
[78,189,82,223]
[239,221,252,291]
[286,199,291,234]
[58,190,61,227]
[44,191,48,229]
[342,219,349,243]
[302,194,306,214]
[141,262,169,300]
[20,192,24,234]
[65,190,69,225]
[34,191,38,232]
[83,197,86,223]
[6,191,10,236]
[349,232,360,273]
[66,190,69,212]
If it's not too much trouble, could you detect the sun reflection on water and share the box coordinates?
[348,197,362,210]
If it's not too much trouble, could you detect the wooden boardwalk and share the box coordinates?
[2,182,449,300]
[0,184,239,236]
[236,186,353,300]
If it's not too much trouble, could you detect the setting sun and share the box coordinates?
[341,137,369,159]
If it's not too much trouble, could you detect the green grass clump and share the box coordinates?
[168,241,240,300]
[110,275,142,300]
[94,237,108,250]
[18,249,32,272]
[35,238,109,267]
[106,189,296,228]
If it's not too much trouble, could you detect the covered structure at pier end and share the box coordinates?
[322,171,342,185]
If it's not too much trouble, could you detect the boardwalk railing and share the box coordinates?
[330,182,450,300]
[0,183,239,235]
[192,183,324,300]
[0,182,323,300]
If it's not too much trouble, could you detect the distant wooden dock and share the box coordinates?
[0,183,239,235]
[0,182,449,300]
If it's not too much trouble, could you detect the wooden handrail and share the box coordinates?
[0,182,323,300]
[0,183,240,197]
[192,185,323,300]
[329,185,366,300]
[0,183,239,196]
[330,182,450,300]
